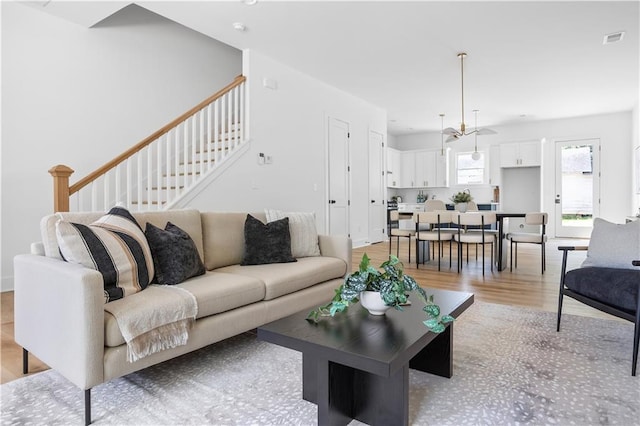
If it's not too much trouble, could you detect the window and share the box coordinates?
[456,152,485,185]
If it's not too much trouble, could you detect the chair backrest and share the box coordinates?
[424,200,446,211]
[456,212,497,227]
[455,200,479,211]
[390,210,401,221]
[525,212,548,226]
[415,210,452,225]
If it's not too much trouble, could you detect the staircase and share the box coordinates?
[49,75,247,213]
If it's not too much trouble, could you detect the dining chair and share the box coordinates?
[414,210,455,271]
[454,212,497,275]
[424,199,446,211]
[507,212,548,274]
[388,210,415,262]
[454,200,479,212]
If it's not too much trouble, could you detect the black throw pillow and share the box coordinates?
[145,221,206,285]
[241,215,297,265]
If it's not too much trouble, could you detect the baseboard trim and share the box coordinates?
[2,275,14,292]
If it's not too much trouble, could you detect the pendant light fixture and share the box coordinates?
[471,110,481,160]
[443,53,496,143]
[439,113,445,156]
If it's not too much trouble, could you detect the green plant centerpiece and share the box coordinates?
[450,189,473,204]
[307,254,454,333]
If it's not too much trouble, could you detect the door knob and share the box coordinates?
[371,200,375,203]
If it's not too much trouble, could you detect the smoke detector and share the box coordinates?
[233,22,247,32]
[603,31,625,45]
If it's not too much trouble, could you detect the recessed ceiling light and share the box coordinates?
[232,22,247,32]
[603,31,625,45]
[243,0,258,5]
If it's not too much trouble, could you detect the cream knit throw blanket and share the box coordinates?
[104,285,198,362]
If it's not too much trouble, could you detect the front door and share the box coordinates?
[328,117,350,237]
[554,139,600,238]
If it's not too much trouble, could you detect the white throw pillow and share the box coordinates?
[581,217,640,270]
[265,209,321,258]
[56,206,154,303]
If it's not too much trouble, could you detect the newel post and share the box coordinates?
[48,165,74,213]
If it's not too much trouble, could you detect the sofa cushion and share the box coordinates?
[201,212,266,270]
[564,266,640,313]
[265,209,321,258]
[217,256,347,300]
[145,222,205,285]
[582,217,640,270]
[56,206,154,303]
[104,271,266,347]
[242,215,296,266]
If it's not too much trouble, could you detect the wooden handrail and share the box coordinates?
[68,75,246,195]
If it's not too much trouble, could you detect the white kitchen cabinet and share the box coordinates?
[386,148,402,187]
[500,142,540,167]
[435,149,450,187]
[415,150,436,188]
[389,149,449,188]
[489,145,501,186]
[400,151,416,187]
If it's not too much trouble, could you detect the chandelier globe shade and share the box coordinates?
[443,52,497,143]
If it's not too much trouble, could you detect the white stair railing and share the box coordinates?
[49,75,247,213]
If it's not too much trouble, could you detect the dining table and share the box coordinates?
[394,210,526,271]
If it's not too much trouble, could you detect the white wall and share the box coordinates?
[185,50,387,247]
[1,3,242,291]
[633,101,640,215]
[393,111,633,236]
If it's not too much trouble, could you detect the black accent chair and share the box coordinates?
[557,246,640,376]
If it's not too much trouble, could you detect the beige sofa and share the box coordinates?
[14,209,351,424]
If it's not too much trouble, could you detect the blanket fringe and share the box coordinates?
[127,318,194,363]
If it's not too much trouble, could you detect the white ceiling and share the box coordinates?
[32,1,640,135]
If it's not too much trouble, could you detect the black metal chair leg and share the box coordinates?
[633,314,639,376]
[85,389,92,425]
[633,289,640,376]
[22,348,28,374]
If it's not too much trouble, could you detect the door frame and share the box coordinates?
[554,138,600,238]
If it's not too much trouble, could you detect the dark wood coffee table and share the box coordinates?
[257,288,474,426]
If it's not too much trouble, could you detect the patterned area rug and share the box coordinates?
[2,302,638,425]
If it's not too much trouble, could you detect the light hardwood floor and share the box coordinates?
[1,237,616,385]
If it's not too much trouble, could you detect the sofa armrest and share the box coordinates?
[14,254,105,389]
[318,235,352,272]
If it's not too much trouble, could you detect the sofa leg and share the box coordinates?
[22,348,28,374]
[85,388,92,425]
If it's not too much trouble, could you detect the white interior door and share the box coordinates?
[368,130,385,243]
[328,117,350,237]
[555,139,600,238]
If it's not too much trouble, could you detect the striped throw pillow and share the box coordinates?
[56,207,154,303]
